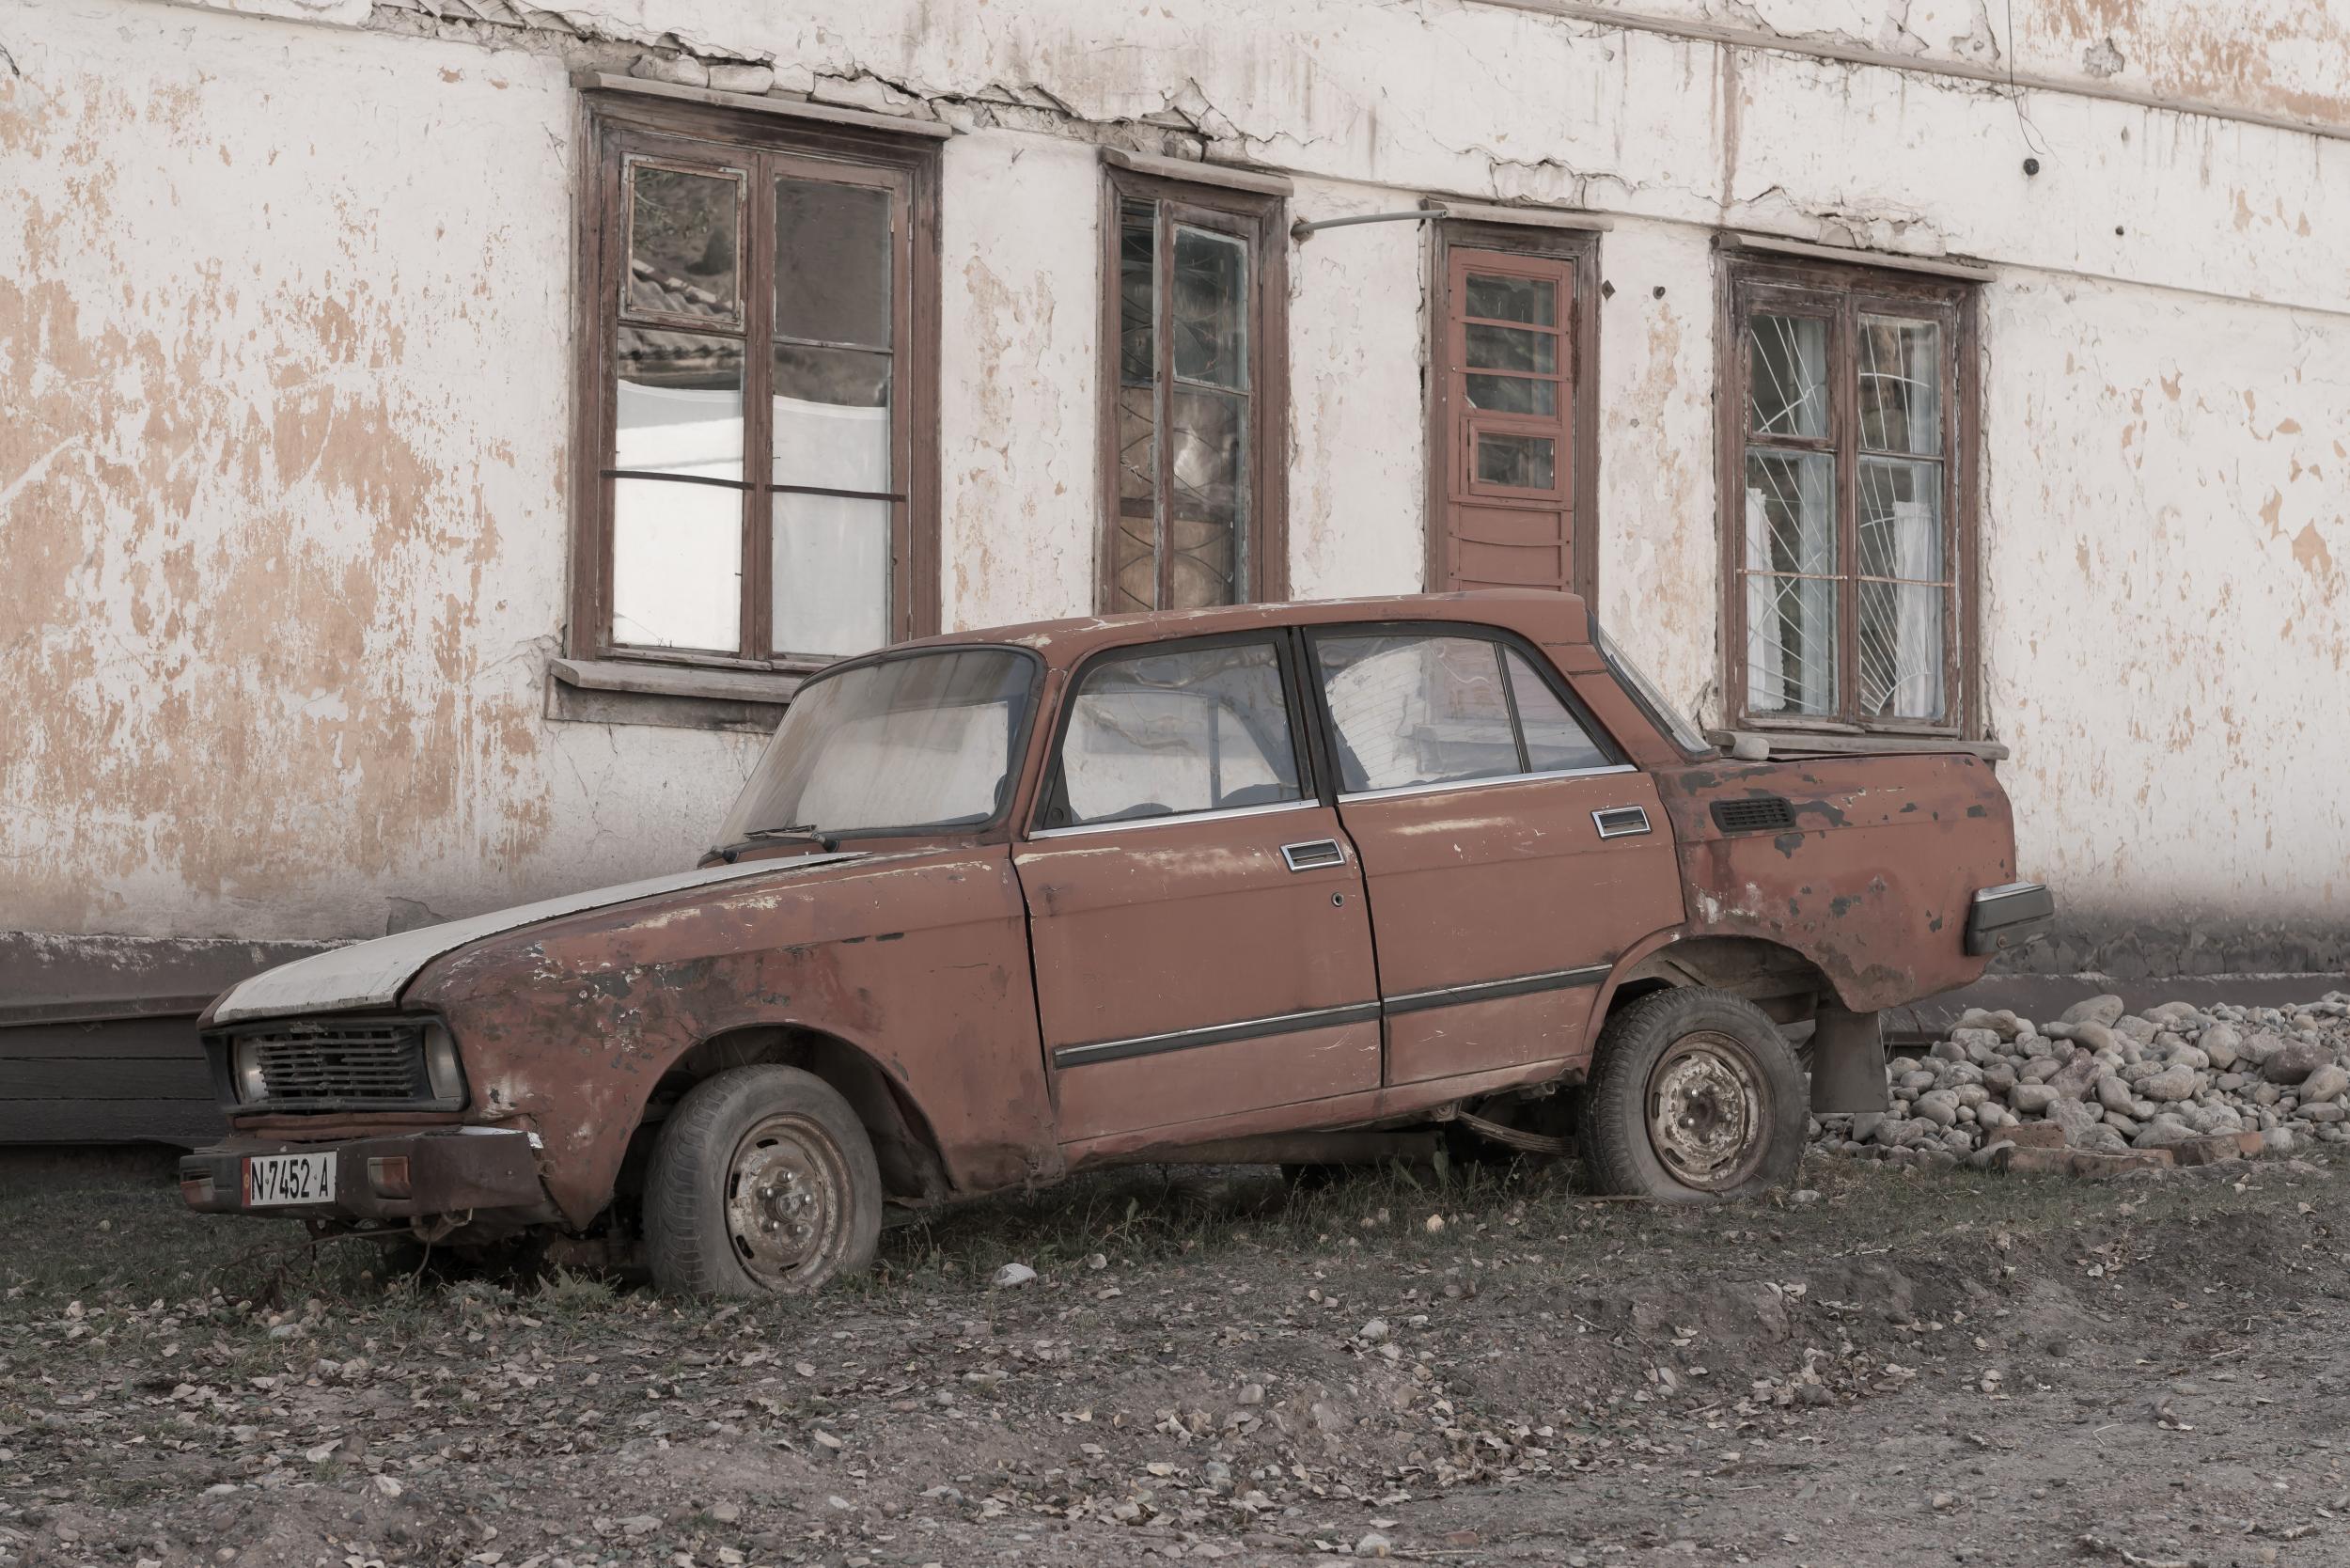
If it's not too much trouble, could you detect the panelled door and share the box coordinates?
[1308,627,1685,1086]
[1013,634,1381,1147]
[1434,247,1584,593]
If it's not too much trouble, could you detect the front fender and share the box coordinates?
[408,847,1055,1228]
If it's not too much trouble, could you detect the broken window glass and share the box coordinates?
[1109,200,1262,614]
[629,165,744,323]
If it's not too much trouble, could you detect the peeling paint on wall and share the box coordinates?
[6,0,2347,972]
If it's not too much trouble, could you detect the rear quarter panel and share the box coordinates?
[1652,753,2019,1011]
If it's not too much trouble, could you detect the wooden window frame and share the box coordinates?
[570,89,942,674]
[1424,222,1602,598]
[1716,253,1982,740]
[1094,166,1290,614]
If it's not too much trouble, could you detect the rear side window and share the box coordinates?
[1044,639,1304,828]
[1315,633,1612,794]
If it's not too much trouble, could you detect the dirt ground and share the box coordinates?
[3,1151,2347,1568]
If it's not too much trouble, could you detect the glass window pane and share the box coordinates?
[1745,574,1837,717]
[1748,313,1827,439]
[616,329,744,478]
[628,165,741,322]
[1857,315,1941,455]
[1463,273,1556,326]
[1167,386,1246,608]
[772,344,891,493]
[773,179,891,349]
[1476,432,1555,490]
[1857,457,1944,582]
[1505,650,1610,773]
[1858,580,1948,721]
[772,494,888,659]
[1464,322,1557,374]
[1053,642,1299,826]
[1743,448,1834,576]
[1317,635,1517,793]
[1119,200,1156,385]
[1111,384,1157,614]
[1465,374,1557,416]
[716,651,1034,844]
[1170,226,1248,390]
[611,478,742,651]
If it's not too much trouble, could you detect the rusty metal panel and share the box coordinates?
[1342,771,1685,1084]
[372,846,1054,1226]
[1650,751,2015,1011]
[1014,806,1380,1141]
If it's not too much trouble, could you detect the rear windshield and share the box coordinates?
[1593,625,1716,757]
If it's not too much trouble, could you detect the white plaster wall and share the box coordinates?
[1286,179,1430,602]
[1,1,769,941]
[936,130,1099,632]
[5,0,2347,959]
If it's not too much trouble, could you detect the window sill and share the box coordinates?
[546,656,805,734]
[1708,728,2010,763]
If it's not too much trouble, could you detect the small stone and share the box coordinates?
[2095,1075,2135,1115]
[704,61,776,94]
[992,1262,1039,1289]
[2263,1041,2329,1084]
[2200,1024,2243,1070]
[372,1475,403,1499]
[2069,1021,2119,1055]
[711,1501,742,1523]
[2297,1063,2349,1104]
[2138,1066,2199,1103]
[1424,1213,1445,1233]
[2012,1083,2060,1115]
[1792,1188,1822,1204]
[1915,1090,1961,1128]
[1356,1533,1393,1559]
[2060,995,2125,1027]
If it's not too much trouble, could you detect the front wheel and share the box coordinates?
[644,1065,883,1297]
[1579,987,1806,1201]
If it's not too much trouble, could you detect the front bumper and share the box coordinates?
[1965,881,2056,957]
[180,1126,556,1223]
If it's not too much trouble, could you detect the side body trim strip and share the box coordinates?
[1050,964,1612,1068]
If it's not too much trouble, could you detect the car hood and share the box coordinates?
[209,855,867,1024]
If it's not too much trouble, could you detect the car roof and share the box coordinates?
[897,589,1591,667]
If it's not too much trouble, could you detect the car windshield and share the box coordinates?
[714,649,1038,847]
[1592,624,1716,757]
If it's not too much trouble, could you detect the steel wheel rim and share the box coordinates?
[723,1112,852,1290]
[1646,1031,1768,1190]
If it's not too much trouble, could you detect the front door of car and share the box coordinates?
[1308,627,1684,1086]
[1012,634,1382,1150]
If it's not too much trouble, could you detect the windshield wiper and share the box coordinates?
[711,824,839,862]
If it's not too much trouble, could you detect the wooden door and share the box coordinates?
[1434,247,1582,594]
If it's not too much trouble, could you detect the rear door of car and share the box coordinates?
[1305,624,1684,1086]
[1012,632,1382,1149]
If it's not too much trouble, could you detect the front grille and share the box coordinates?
[213,1019,455,1113]
[1712,796,1797,834]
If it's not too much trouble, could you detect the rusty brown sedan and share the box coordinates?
[180,592,2049,1294]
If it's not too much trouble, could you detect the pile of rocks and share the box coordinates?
[1813,992,2350,1169]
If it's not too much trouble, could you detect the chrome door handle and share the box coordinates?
[1592,806,1652,839]
[1280,839,1346,871]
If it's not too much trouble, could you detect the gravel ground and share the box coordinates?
[4,1139,2348,1568]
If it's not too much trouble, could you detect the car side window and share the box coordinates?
[1046,640,1304,828]
[1316,635,1520,793]
[1316,633,1612,793]
[1505,648,1612,773]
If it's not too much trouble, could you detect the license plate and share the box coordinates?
[243,1152,337,1207]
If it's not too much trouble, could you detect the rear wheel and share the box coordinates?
[644,1065,883,1297]
[1579,987,1805,1201]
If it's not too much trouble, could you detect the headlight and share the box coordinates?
[422,1023,467,1105]
[231,1038,267,1103]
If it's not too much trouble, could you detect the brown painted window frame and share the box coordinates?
[570,89,942,674]
[1095,166,1291,614]
[1424,221,1602,599]
[1716,252,1982,740]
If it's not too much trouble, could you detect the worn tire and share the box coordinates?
[1579,987,1806,1201]
[644,1065,883,1298]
